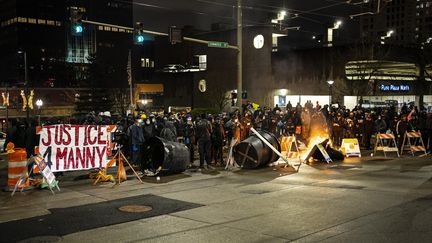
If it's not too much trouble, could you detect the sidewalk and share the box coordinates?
[1,152,432,242]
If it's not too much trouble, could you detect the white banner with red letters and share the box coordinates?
[38,124,109,172]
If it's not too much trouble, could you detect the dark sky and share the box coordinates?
[131,0,367,46]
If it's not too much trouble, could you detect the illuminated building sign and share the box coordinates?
[379,84,410,92]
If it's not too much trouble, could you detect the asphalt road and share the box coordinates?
[1,153,432,242]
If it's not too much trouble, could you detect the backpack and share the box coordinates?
[160,127,176,142]
[212,123,223,140]
[196,120,210,139]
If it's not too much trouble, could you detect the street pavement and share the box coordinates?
[1,152,432,242]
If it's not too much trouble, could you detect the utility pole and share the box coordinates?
[23,51,29,121]
[5,83,9,131]
[237,0,243,113]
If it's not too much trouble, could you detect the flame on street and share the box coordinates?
[300,111,331,160]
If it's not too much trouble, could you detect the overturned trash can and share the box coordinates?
[142,137,190,174]
[233,130,281,169]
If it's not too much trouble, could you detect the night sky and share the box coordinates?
[132,0,365,46]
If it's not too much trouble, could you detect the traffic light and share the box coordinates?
[136,34,145,43]
[70,7,83,36]
[134,22,145,44]
[74,24,83,34]
[169,26,183,44]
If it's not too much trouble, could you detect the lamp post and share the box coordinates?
[327,20,342,47]
[237,0,243,113]
[36,99,43,125]
[17,50,29,120]
[380,30,394,44]
[327,80,334,106]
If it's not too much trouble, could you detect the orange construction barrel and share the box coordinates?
[7,147,28,190]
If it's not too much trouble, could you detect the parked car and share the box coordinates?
[385,100,398,107]
[161,64,185,73]
[0,132,6,152]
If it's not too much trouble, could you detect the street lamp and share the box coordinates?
[327,80,334,106]
[327,20,342,47]
[17,50,29,120]
[272,10,287,23]
[380,30,394,44]
[36,99,43,125]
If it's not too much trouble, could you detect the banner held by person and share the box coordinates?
[38,124,109,172]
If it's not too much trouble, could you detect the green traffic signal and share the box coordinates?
[136,35,144,43]
[75,25,83,33]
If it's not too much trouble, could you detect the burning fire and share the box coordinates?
[300,112,332,161]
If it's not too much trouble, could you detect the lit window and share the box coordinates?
[98,25,103,30]
[18,17,27,23]
[47,20,55,25]
[111,27,118,32]
[119,28,125,32]
[55,21,61,26]
[197,55,207,70]
[104,26,111,31]
[37,19,46,24]
[28,18,36,24]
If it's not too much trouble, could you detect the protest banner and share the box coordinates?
[38,124,109,172]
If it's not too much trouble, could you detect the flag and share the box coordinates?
[127,50,134,108]
[127,50,132,85]
[407,109,414,121]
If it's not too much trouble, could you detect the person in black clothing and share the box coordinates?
[127,118,145,166]
[396,114,412,152]
[25,119,38,158]
[273,104,281,113]
[160,119,177,142]
[25,119,39,176]
[4,119,18,151]
[286,101,293,111]
[184,117,195,166]
[374,115,387,134]
[332,113,345,148]
[211,117,225,166]
[195,114,212,169]
[362,113,375,150]
[142,118,156,141]
[13,121,27,149]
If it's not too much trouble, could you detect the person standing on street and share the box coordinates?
[184,117,195,167]
[195,114,212,170]
[211,116,225,166]
[127,118,145,166]
[396,114,412,152]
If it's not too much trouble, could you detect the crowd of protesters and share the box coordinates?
[3,101,432,171]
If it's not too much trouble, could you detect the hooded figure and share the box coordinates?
[160,120,177,142]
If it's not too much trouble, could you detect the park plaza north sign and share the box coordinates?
[379,84,411,92]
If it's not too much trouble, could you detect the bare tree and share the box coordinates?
[336,43,392,99]
[111,88,129,115]
[207,86,231,112]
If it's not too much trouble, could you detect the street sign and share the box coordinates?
[208,41,229,48]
